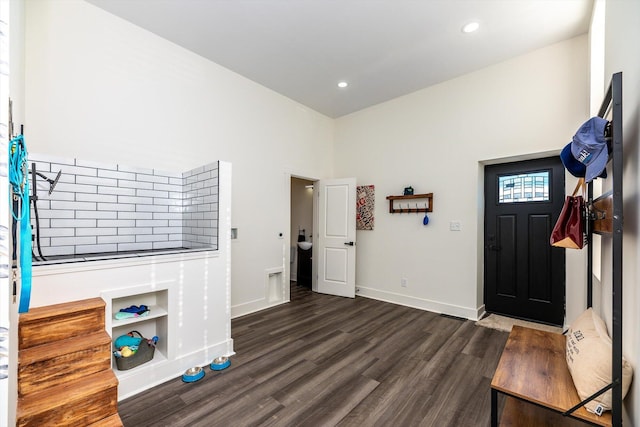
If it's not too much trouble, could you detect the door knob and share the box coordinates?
[344,242,354,246]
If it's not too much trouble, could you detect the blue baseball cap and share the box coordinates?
[570,117,609,183]
[560,142,607,179]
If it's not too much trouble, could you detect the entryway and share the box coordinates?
[289,176,357,298]
[290,177,315,288]
[484,156,566,326]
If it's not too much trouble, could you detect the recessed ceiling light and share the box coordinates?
[337,81,348,88]
[462,22,480,33]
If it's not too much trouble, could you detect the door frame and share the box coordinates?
[482,156,566,325]
[287,173,357,298]
[287,172,320,297]
[478,151,571,321]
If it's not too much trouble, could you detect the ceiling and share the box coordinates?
[87,0,594,118]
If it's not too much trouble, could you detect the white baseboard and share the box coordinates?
[231,297,288,319]
[117,339,234,400]
[476,304,486,321]
[357,286,480,320]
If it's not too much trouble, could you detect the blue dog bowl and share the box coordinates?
[182,366,205,383]
[210,356,231,371]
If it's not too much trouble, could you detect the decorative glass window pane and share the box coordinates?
[498,171,549,203]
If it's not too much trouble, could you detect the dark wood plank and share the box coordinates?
[119,283,510,426]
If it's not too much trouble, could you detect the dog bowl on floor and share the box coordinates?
[182,366,205,383]
[210,356,231,371]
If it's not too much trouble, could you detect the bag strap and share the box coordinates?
[571,178,585,197]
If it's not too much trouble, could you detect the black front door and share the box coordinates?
[484,157,566,326]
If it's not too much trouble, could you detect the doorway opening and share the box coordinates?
[290,177,315,289]
[484,156,566,326]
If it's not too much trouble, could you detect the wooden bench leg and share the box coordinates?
[491,388,498,427]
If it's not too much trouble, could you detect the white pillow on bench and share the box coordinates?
[566,308,633,414]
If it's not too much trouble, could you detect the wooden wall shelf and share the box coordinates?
[386,193,433,214]
[591,191,613,234]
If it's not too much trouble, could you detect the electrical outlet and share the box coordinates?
[401,278,408,287]
[450,221,462,231]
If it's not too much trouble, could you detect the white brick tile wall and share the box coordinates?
[38,228,75,237]
[50,201,96,211]
[98,186,136,196]
[76,211,118,219]
[41,246,75,257]
[76,244,118,254]
[37,210,74,219]
[119,227,152,235]
[118,242,153,252]
[98,235,135,244]
[51,236,96,246]
[137,189,168,198]
[51,219,96,228]
[76,193,117,203]
[76,228,117,236]
[118,212,153,220]
[98,219,135,228]
[98,169,135,180]
[117,179,153,190]
[28,155,218,258]
[54,182,98,194]
[137,205,169,213]
[76,175,118,187]
[136,174,168,184]
[118,196,153,205]
[98,202,135,212]
[136,234,168,243]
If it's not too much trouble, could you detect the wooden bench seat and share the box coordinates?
[491,325,612,427]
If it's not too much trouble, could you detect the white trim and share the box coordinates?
[116,338,234,401]
[476,304,486,321]
[231,298,289,319]
[357,286,480,321]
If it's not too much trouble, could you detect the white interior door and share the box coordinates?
[316,178,356,298]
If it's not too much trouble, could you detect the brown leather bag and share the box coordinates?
[550,179,586,249]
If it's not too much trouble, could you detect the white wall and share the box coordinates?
[600,0,640,423]
[22,0,335,318]
[334,36,590,320]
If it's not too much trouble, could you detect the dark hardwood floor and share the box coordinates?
[118,284,508,426]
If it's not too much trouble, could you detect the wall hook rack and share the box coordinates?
[386,193,433,214]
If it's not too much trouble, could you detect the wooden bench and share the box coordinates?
[491,325,612,427]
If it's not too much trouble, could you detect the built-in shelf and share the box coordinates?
[113,348,168,381]
[102,286,169,377]
[386,193,433,213]
[111,305,168,328]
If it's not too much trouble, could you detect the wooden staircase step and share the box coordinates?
[19,297,106,349]
[87,413,124,427]
[18,330,112,396]
[17,369,119,427]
